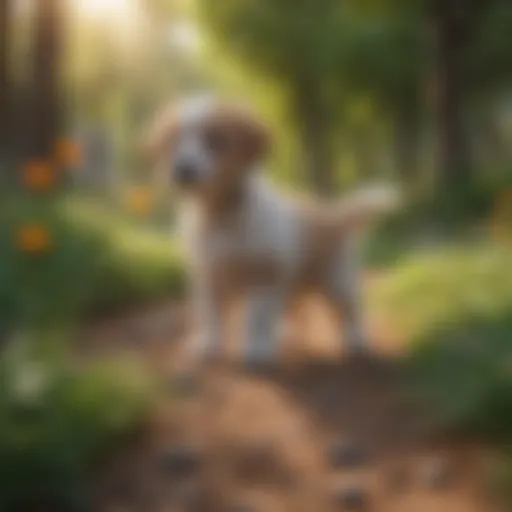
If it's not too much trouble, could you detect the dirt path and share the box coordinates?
[79,299,498,512]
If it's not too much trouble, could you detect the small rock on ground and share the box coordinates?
[331,485,369,510]
[158,445,202,478]
[170,372,202,398]
[328,441,368,469]
[421,457,453,490]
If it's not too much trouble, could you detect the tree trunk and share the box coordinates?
[0,0,11,163]
[430,0,471,187]
[392,108,420,183]
[477,106,508,172]
[294,85,335,197]
[30,0,63,159]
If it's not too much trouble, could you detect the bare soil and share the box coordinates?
[78,296,500,512]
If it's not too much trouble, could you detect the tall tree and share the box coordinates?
[198,0,346,196]
[0,0,11,162]
[30,0,63,159]
[338,7,426,181]
[428,0,491,187]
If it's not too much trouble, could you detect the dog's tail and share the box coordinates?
[334,184,401,230]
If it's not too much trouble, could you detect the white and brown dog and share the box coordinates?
[144,94,399,367]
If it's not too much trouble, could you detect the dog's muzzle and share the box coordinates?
[173,162,200,186]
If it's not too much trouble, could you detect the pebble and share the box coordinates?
[103,477,139,502]
[151,316,179,340]
[234,440,278,480]
[159,445,202,478]
[314,386,350,409]
[170,372,201,398]
[178,485,210,512]
[387,464,411,492]
[125,323,147,345]
[328,441,368,469]
[241,356,280,377]
[227,505,257,512]
[421,457,453,489]
[332,485,369,510]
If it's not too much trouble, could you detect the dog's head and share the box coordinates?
[143,95,270,200]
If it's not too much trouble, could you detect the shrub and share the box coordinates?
[407,313,512,439]
[0,340,154,511]
[366,171,512,266]
[0,193,187,332]
[370,243,512,439]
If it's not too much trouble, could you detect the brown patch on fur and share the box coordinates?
[142,100,271,221]
[298,203,350,286]
[206,103,270,171]
[198,104,271,215]
[205,203,352,302]
[212,256,283,295]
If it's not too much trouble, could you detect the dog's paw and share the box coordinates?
[345,334,372,359]
[186,332,222,366]
[242,350,279,375]
[345,346,381,371]
[346,343,371,358]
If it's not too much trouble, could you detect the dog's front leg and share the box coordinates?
[188,278,223,363]
[327,283,368,357]
[243,287,285,368]
[337,286,368,355]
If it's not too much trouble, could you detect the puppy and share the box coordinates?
[144,94,399,366]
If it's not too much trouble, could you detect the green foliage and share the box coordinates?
[366,171,512,265]
[370,244,512,439]
[199,0,345,83]
[336,6,425,108]
[466,2,512,96]
[0,343,153,511]
[485,450,512,509]
[0,193,186,332]
[408,314,512,439]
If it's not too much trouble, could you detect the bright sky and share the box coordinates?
[73,0,139,20]
[167,21,203,54]
[72,0,202,54]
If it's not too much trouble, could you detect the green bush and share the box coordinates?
[0,193,187,332]
[370,243,512,439]
[366,171,512,266]
[407,313,512,439]
[0,342,154,511]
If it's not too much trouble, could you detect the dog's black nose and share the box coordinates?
[174,163,198,185]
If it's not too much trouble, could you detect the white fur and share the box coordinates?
[177,94,216,126]
[182,175,302,278]
[171,96,217,183]
[180,175,381,364]
[181,175,304,362]
[169,98,398,365]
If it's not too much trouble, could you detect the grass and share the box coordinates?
[365,172,512,266]
[0,192,187,333]
[0,192,174,510]
[1,180,511,507]
[370,242,512,439]
[0,338,155,511]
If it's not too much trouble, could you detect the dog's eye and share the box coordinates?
[204,130,227,154]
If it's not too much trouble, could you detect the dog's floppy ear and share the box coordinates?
[141,103,179,164]
[235,108,271,169]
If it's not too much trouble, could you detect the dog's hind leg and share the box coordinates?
[242,287,286,368]
[327,240,369,356]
